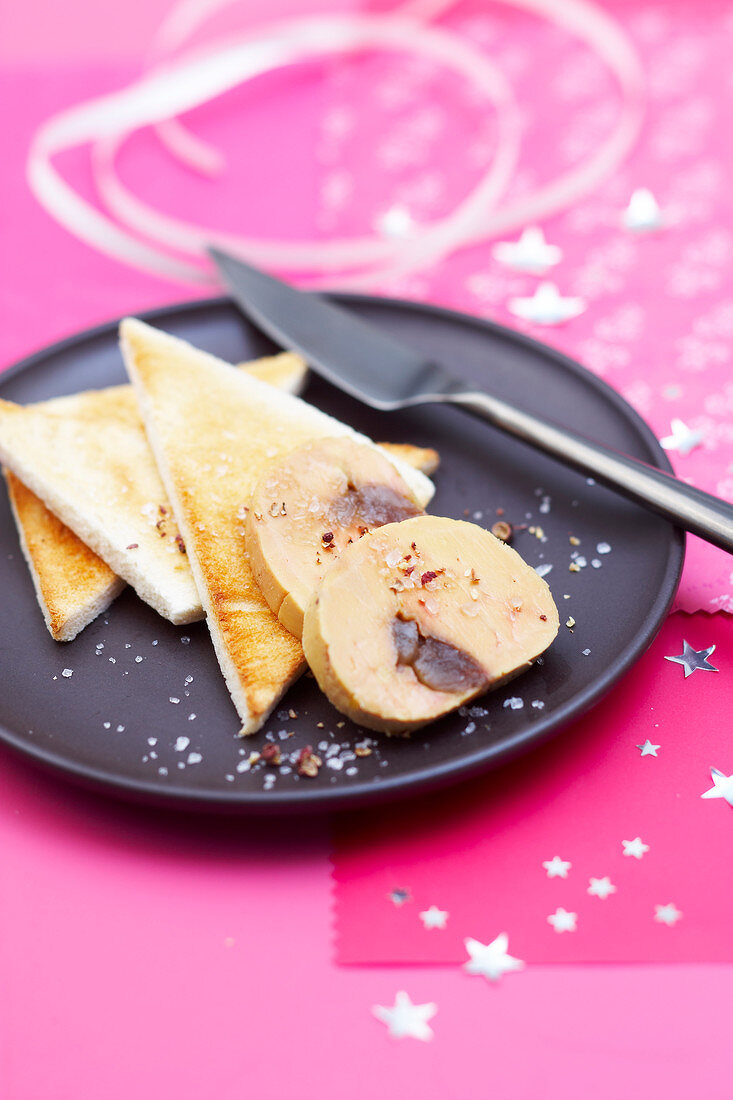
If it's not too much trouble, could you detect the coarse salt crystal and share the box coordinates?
[597,542,611,554]
[503,697,524,710]
[147,737,157,746]
[174,736,190,752]
[169,697,180,704]
[535,563,553,577]
[187,752,203,765]
[385,548,401,568]
[62,668,73,678]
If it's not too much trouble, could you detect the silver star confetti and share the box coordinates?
[547,907,577,933]
[660,418,705,456]
[654,903,682,926]
[508,282,586,325]
[419,906,449,930]
[542,855,572,879]
[587,876,617,899]
[701,766,733,807]
[664,640,718,677]
[372,991,437,1041]
[622,837,649,859]
[492,226,562,275]
[464,934,524,982]
[622,188,665,233]
[389,888,411,907]
[637,739,660,757]
[376,205,414,238]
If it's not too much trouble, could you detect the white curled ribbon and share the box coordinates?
[26,0,645,287]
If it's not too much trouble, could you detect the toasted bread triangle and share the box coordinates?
[0,353,308,630]
[121,318,434,734]
[4,468,125,641]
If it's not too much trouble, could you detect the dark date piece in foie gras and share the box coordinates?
[302,515,559,734]
[246,437,424,639]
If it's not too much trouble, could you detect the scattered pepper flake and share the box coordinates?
[126,543,139,550]
[322,531,334,544]
[569,535,581,546]
[491,520,513,543]
[296,746,322,778]
[261,743,282,766]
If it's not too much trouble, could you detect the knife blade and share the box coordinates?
[209,247,733,553]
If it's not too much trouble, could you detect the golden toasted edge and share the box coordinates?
[119,318,307,735]
[4,468,125,641]
[0,353,309,636]
[377,442,440,476]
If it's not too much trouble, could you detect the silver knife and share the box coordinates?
[210,247,733,554]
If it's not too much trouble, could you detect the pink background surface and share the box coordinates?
[335,612,733,964]
[1,1,732,1097]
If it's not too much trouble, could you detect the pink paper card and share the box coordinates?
[333,611,733,964]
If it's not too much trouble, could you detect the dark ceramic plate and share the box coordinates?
[0,296,683,812]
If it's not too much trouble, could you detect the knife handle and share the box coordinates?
[450,390,733,554]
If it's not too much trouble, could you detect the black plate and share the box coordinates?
[0,296,683,812]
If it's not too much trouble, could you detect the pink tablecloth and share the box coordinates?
[1,2,732,1097]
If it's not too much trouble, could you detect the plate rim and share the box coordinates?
[0,294,684,813]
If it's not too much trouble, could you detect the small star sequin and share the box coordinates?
[508,282,586,325]
[587,876,617,900]
[542,855,572,879]
[389,888,411,907]
[492,226,562,275]
[637,739,660,757]
[664,640,718,677]
[372,991,437,1041]
[622,188,665,233]
[654,903,682,926]
[464,934,524,982]
[376,205,414,238]
[622,837,649,859]
[660,418,705,456]
[547,908,577,933]
[701,767,733,807]
[419,906,449,930]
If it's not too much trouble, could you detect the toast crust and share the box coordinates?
[5,468,125,641]
[0,354,309,629]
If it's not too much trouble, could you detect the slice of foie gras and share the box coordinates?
[246,437,423,639]
[302,515,559,733]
